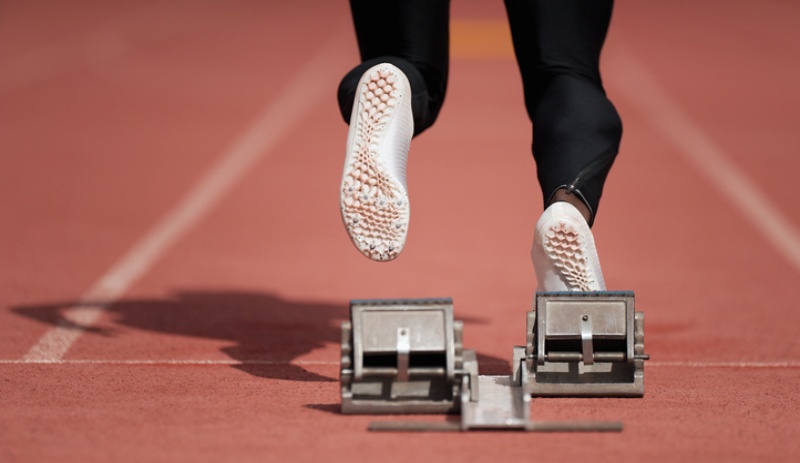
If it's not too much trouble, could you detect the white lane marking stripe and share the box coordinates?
[608,49,800,274]
[648,361,800,368]
[2,359,799,368]
[4,359,339,366]
[21,27,347,362]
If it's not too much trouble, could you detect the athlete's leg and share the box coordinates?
[338,1,450,261]
[504,0,621,225]
[504,0,621,290]
[338,0,450,136]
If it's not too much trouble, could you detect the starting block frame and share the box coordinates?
[340,298,478,415]
[518,291,649,397]
[340,294,648,432]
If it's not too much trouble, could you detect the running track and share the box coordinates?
[2,1,799,462]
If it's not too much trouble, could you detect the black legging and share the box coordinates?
[337,0,622,225]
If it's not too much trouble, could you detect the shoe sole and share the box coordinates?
[340,65,411,261]
[540,215,603,291]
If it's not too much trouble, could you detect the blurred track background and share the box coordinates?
[2,1,799,461]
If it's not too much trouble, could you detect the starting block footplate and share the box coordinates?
[522,291,649,397]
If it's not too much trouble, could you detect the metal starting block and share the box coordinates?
[516,291,650,397]
[340,297,639,432]
[340,298,478,414]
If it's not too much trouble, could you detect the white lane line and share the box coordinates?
[648,361,800,368]
[3,359,799,368]
[608,49,800,274]
[3,359,339,366]
[21,26,348,362]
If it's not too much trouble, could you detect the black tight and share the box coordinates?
[337,0,450,136]
[337,0,622,225]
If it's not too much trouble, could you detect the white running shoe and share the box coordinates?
[532,202,606,291]
[340,63,413,261]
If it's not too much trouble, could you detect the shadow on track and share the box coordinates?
[12,290,507,383]
[13,291,345,381]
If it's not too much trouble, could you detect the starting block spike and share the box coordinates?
[519,291,650,397]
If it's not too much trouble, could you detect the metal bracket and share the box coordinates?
[522,291,650,397]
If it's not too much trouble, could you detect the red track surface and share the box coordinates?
[2,1,799,461]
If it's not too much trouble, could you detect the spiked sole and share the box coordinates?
[340,64,412,261]
[533,202,606,291]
